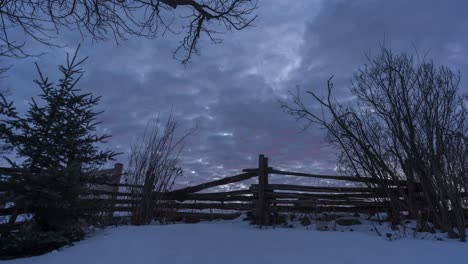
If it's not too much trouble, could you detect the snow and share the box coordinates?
[4,216,468,264]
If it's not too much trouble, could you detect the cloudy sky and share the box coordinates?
[2,0,468,187]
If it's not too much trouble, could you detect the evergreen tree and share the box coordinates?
[5,48,116,171]
[0,47,118,257]
[0,88,16,155]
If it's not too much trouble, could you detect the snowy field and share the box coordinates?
[4,216,468,264]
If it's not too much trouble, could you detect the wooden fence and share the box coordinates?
[0,164,124,233]
[0,154,426,232]
[160,154,423,225]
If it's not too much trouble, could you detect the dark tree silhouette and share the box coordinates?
[281,48,468,241]
[0,87,12,154]
[0,0,258,64]
[0,47,117,171]
[0,48,119,256]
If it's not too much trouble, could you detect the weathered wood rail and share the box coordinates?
[0,164,124,233]
[0,154,435,232]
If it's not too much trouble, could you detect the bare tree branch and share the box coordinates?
[280,48,468,241]
[0,0,258,64]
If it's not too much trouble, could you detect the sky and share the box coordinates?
[1,0,468,187]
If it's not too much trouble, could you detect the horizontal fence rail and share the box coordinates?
[1,154,453,233]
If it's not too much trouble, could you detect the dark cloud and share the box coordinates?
[294,0,468,94]
[2,0,467,186]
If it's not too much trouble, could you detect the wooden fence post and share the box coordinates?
[106,163,123,223]
[263,156,270,225]
[257,154,269,225]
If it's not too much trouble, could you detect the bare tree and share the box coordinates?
[124,113,196,225]
[281,48,468,241]
[0,0,258,64]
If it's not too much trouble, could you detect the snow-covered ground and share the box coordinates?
[4,215,468,264]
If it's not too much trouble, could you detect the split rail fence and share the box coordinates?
[0,154,426,232]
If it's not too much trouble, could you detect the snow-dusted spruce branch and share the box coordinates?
[0,0,258,63]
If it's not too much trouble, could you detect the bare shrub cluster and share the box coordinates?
[281,48,468,241]
[124,113,196,225]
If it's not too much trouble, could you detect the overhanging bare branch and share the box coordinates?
[0,0,258,64]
